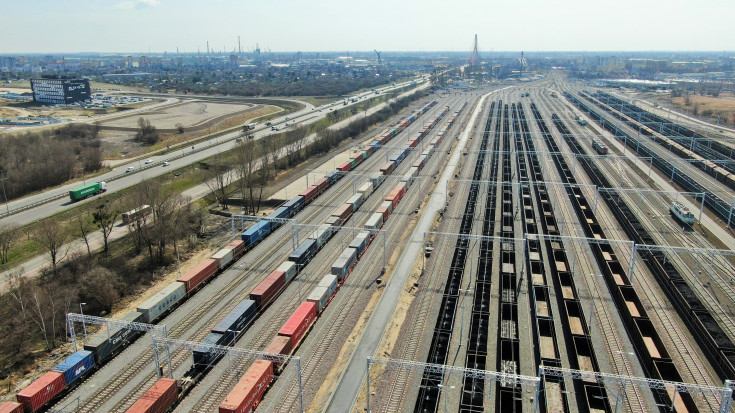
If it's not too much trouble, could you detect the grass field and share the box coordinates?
[671,94,735,124]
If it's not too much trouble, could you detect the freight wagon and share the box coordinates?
[357,182,373,197]
[219,360,273,413]
[289,239,318,266]
[337,161,352,172]
[349,231,371,256]
[331,247,357,280]
[346,193,364,211]
[177,259,218,293]
[137,282,187,323]
[299,185,319,204]
[125,378,178,413]
[278,302,317,348]
[380,161,397,175]
[241,220,271,247]
[308,224,334,248]
[332,203,353,222]
[211,300,257,344]
[68,181,106,202]
[85,311,144,364]
[276,261,299,283]
[592,138,608,155]
[0,402,22,413]
[250,270,286,308]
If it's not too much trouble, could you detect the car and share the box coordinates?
[145,159,152,164]
[162,162,170,167]
[125,167,135,173]
[265,121,272,126]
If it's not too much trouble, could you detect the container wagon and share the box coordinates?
[278,302,317,348]
[125,378,178,413]
[249,270,286,308]
[137,282,186,323]
[219,360,273,413]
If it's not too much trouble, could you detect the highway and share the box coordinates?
[0,78,425,226]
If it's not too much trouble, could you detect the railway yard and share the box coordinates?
[7,76,735,413]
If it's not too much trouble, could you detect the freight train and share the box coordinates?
[125,99,460,413]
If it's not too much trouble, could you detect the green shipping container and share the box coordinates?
[349,158,356,168]
[69,182,106,202]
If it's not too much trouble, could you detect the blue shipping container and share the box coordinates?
[283,196,305,214]
[193,332,226,370]
[268,206,290,220]
[53,350,94,385]
[370,141,381,149]
[212,300,257,343]
[242,220,270,245]
[289,239,317,266]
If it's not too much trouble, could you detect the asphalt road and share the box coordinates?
[0,79,424,226]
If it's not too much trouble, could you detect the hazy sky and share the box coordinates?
[1,0,733,54]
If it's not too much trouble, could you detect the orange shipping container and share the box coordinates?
[219,360,274,413]
[0,402,22,413]
[177,259,218,293]
[16,371,66,413]
[125,378,178,413]
[226,240,245,257]
[264,336,293,364]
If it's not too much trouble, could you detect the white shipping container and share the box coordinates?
[380,200,394,213]
[346,193,364,211]
[211,248,234,268]
[277,261,298,282]
[137,282,186,323]
[365,212,384,231]
[307,286,331,312]
[318,274,338,297]
[357,182,373,196]
[331,247,358,280]
[370,173,385,187]
[308,223,333,247]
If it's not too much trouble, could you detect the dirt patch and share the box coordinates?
[99,101,256,130]
[670,95,735,124]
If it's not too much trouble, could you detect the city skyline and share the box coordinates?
[1,0,733,54]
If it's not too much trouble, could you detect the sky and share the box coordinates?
[1,0,733,54]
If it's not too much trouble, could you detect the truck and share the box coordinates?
[68,182,107,202]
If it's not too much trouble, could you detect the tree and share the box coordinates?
[79,266,120,313]
[234,140,258,214]
[175,122,185,134]
[93,200,118,254]
[204,152,233,209]
[72,208,95,258]
[135,117,160,145]
[0,223,17,264]
[33,220,68,277]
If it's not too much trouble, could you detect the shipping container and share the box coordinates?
[299,185,319,204]
[219,361,273,413]
[308,224,333,249]
[278,302,318,348]
[400,171,414,187]
[370,173,385,187]
[125,378,178,413]
[380,161,396,175]
[249,270,286,308]
[388,154,401,164]
[212,300,257,343]
[85,311,144,364]
[289,239,318,266]
[370,141,381,150]
[68,181,106,202]
[346,193,364,211]
[349,231,370,256]
[325,215,342,227]
[177,259,218,293]
[326,170,341,185]
[277,261,298,282]
[226,240,245,257]
[407,139,418,148]
[337,161,351,172]
[365,213,384,232]
[0,402,22,413]
[332,203,352,221]
[137,282,186,323]
[348,158,356,169]
[331,247,358,280]
[380,200,394,214]
[314,177,330,193]
[282,195,305,214]
[264,335,292,360]
[385,189,401,210]
[241,220,270,246]
[413,157,426,170]
[307,286,331,312]
[16,372,65,413]
[319,274,339,297]
[53,350,94,386]
[193,332,227,370]
[357,182,373,197]
[422,149,432,158]
[376,206,391,221]
[378,135,388,145]
[211,248,234,269]
[395,182,407,197]
[267,206,290,221]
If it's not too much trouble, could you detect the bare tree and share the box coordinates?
[93,200,118,254]
[73,208,95,258]
[33,220,68,277]
[204,152,233,209]
[0,223,18,264]
[233,140,258,214]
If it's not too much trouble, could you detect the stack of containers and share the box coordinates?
[349,231,371,256]
[346,193,364,211]
[331,247,357,280]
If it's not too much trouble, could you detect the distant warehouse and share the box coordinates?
[30,78,91,104]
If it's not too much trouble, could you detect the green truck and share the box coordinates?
[68,181,107,202]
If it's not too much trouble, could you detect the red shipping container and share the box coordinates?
[226,240,245,257]
[125,378,178,413]
[219,360,273,413]
[264,335,293,362]
[413,159,425,171]
[379,136,388,145]
[177,259,218,293]
[314,177,329,193]
[16,371,65,413]
[407,139,418,148]
[299,186,319,204]
[249,270,286,308]
[394,184,406,198]
[278,302,318,348]
[0,402,22,413]
[377,206,391,221]
[385,190,401,209]
[332,203,352,221]
[400,120,409,128]
[380,162,395,175]
[337,161,351,172]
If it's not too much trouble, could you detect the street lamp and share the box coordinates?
[437,384,455,412]
[79,302,88,340]
[0,177,9,215]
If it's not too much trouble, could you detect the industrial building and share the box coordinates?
[30,77,91,104]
